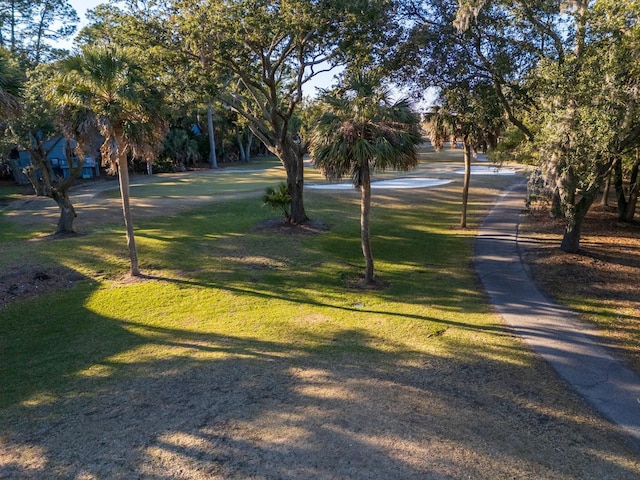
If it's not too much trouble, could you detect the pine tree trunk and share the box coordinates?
[360,165,375,284]
[207,102,218,169]
[116,149,140,276]
[237,131,246,162]
[461,142,472,228]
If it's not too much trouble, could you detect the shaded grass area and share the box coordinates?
[0,182,30,206]
[1,159,639,477]
[521,205,640,372]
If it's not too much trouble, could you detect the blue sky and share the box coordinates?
[69,0,104,28]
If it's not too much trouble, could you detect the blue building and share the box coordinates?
[9,136,100,185]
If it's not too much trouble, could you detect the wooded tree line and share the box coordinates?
[0,0,638,266]
[397,0,640,252]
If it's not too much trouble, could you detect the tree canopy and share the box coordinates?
[397,0,640,252]
[155,0,397,224]
[0,0,79,65]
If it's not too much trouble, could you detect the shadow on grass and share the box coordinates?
[1,286,639,478]
[0,279,143,409]
[2,178,639,476]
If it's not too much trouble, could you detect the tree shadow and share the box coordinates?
[3,179,639,477]
[1,314,639,479]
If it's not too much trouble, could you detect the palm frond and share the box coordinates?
[309,71,422,187]
[52,44,168,166]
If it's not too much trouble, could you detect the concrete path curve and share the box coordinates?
[474,181,640,446]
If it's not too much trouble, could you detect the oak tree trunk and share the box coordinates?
[600,169,612,207]
[615,153,639,222]
[281,144,308,224]
[623,183,639,223]
[52,189,77,235]
[560,194,595,253]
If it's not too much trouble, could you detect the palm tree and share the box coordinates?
[309,73,422,285]
[424,106,474,228]
[425,84,504,229]
[53,45,167,276]
[423,106,456,153]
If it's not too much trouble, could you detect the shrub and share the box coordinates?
[262,183,291,222]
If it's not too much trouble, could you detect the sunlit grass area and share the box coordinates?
[0,191,511,411]
[0,162,517,408]
[95,147,470,201]
[97,155,329,199]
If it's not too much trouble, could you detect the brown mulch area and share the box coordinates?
[520,203,640,371]
[0,266,88,310]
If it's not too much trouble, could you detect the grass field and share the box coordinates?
[1,150,638,478]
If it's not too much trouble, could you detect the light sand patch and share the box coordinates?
[307,178,452,190]
[455,166,516,175]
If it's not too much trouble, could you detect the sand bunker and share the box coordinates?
[307,177,452,190]
[455,166,516,175]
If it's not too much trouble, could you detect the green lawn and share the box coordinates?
[1,154,638,477]
[0,155,518,408]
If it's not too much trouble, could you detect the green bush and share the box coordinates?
[262,183,291,222]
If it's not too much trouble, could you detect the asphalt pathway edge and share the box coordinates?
[474,181,640,446]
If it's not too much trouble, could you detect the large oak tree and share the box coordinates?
[162,0,395,224]
[398,0,640,252]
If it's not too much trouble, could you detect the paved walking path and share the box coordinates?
[475,181,640,446]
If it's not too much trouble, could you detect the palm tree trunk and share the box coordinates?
[360,165,375,284]
[116,149,140,276]
[461,141,472,228]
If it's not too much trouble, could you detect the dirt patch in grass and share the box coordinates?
[520,204,640,371]
[0,266,87,310]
